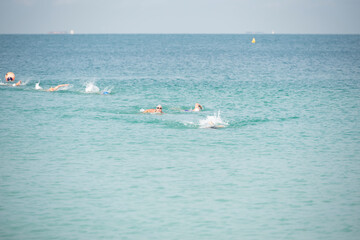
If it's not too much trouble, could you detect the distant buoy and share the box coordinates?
[252,38,256,43]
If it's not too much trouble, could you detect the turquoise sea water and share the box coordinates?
[0,34,360,239]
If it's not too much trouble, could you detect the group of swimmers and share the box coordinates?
[3,72,69,91]
[2,72,203,114]
[143,103,203,114]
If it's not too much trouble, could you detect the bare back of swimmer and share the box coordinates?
[142,105,163,113]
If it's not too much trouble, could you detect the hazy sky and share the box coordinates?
[1,0,359,34]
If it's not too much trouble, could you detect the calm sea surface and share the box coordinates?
[0,34,360,239]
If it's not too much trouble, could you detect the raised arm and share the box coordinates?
[53,84,69,91]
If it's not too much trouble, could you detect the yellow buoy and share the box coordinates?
[252,37,256,43]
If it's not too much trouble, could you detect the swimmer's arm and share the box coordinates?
[56,84,69,89]
[15,80,21,86]
[53,84,69,91]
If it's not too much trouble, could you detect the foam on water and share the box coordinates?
[35,82,42,90]
[181,111,229,129]
[198,111,228,129]
[85,82,100,93]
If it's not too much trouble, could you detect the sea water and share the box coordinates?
[0,34,359,240]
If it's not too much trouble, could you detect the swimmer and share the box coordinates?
[47,84,69,92]
[142,105,163,113]
[192,103,203,112]
[5,72,21,86]
[208,121,225,129]
[185,103,203,112]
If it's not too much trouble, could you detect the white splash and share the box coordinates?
[199,111,228,129]
[35,82,42,90]
[102,86,113,94]
[140,109,145,112]
[85,82,100,93]
[21,79,30,86]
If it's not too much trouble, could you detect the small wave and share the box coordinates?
[85,82,100,93]
[199,111,228,129]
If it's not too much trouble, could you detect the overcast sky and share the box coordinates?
[1,0,359,34]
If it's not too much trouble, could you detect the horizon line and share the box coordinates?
[1,32,360,35]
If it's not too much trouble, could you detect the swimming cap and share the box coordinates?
[5,72,15,82]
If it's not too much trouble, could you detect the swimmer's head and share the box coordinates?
[194,103,203,111]
[155,105,163,113]
[5,72,15,82]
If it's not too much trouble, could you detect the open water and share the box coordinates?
[0,34,360,239]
